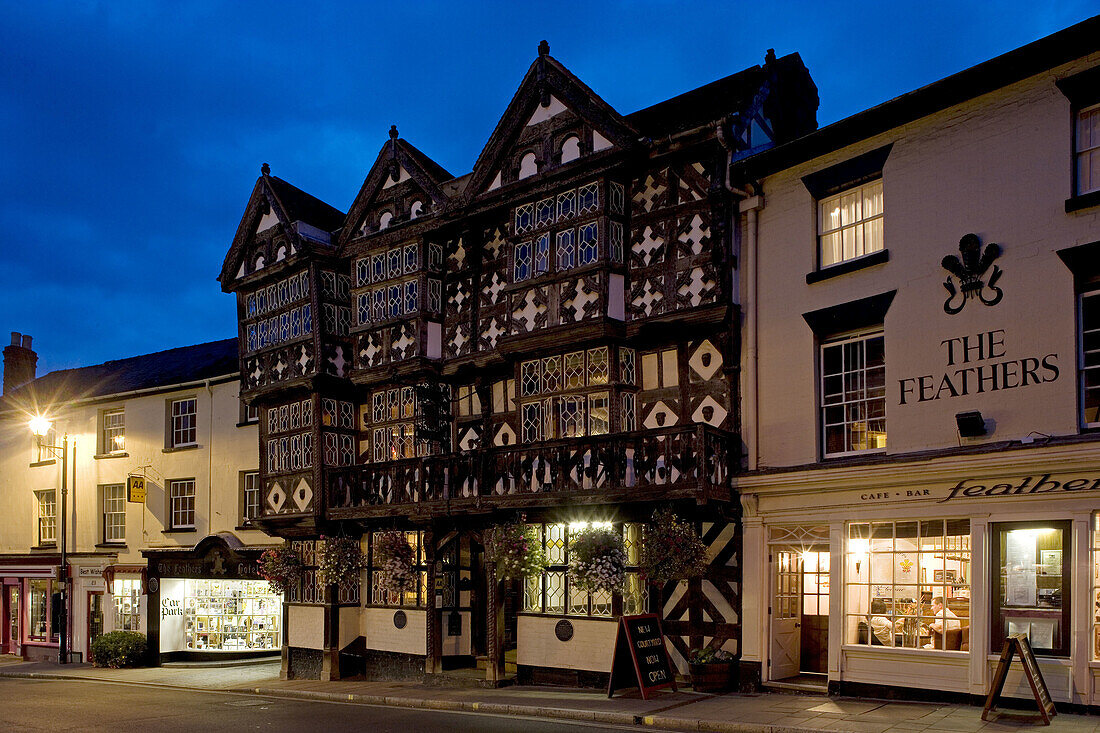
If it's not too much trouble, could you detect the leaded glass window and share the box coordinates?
[578,222,598,265]
[534,233,550,276]
[514,240,532,282]
[556,230,575,270]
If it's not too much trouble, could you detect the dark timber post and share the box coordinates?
[485,560,504,683]
[424,527,441,675]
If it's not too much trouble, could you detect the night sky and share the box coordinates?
[2,2,1095,376]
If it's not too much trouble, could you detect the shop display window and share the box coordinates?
[846,519,970,650]
[27,579,54,642]
[113,578,142,631]
[183,579,280,651]
[992,521,1070,656]
[1094,514,1100,660]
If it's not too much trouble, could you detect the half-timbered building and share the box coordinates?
[219,42,818,684]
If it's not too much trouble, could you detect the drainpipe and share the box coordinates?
[716,119,763,470]
[205,379,214,534]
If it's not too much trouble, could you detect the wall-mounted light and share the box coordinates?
[955,410,987,437]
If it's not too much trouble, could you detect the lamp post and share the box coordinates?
[30,416,69,665]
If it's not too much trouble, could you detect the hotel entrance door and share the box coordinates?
[770,547,830,681]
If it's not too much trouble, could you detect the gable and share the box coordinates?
[339,129,452,247]
[466,42,639,199]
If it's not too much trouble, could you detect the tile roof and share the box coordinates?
[2,338,239,411]
[265,175,345,233]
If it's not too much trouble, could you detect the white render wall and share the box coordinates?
[748,52,1100,469]
[0,376,267,562]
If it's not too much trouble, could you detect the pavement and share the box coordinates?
[1,658,1096,733]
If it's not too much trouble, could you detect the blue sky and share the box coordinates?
[2,1,1096,375]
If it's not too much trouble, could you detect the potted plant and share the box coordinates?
[375,530,417,597]
[258,544,303,595]
[568,525,626,594]
[639,508,709,585]
[317,535,365,587]
[485,517,545,580]
[688,646,735,692]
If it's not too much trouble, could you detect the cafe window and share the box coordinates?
[992,521,1070,656]
[846,519,971,650]
[1093,514,1100,660]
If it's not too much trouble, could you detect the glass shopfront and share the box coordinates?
[182,579,280,652]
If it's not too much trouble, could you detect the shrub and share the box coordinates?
[689,647,734,665]
[91,631,148,668]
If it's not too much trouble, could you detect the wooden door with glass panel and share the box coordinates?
[770,550,801,680]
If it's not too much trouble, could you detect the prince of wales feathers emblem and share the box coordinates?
[942,233,1003,315]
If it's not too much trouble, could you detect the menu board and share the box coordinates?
[1005,531,1037,607]
[982,634,1056,724]
[607,614,677,700]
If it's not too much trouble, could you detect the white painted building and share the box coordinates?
[734,18,1100,705]
[0,336,279,663]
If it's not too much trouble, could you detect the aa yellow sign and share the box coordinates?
[127,475,146,503]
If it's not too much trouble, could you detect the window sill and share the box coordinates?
[94,452,129,460]
[823,448,887,461]
[32,544,57,551]
[806,249,889,284]
[162,444,199,453]
[843,644,968,657]
[95,543,127,550]
[235,421,259,428]
[234,524,259,531]
[1065,190,1100,213]
[29,459,57,468]
[162,528,197,534]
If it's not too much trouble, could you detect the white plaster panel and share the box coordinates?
[361,607,426,655]
[338,606,359,651]
[517,615,616,672]
[288,605,325,650]
[843,648,969,692]
[526,95,568,126]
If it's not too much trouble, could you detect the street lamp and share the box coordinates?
[30,415,69,665]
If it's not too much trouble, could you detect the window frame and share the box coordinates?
[817,178,885,270]
[168,397,198,449]
[845,519,971,652]
[35,489,57,546]
[167,478,197,530]
[1076,102,1100,197]
[991,520,1071,657]
[99,408,125,454]
[1079,286,1100,429]
[101,483,126,544]
[820,329,887,458]
[240,471,260,526]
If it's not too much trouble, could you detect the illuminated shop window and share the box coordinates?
[846,520,970,650]
[113,578,142,632]
[993,521,1069,656]
[182,579,280,651]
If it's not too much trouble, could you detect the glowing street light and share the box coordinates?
[29,414,70,665]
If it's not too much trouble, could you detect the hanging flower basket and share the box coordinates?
[258,544,303,595]
[317,535,365,586]
[568,525,626,594]
[374,530,416,594]
[485,518,545,580]
[639,508,709,585]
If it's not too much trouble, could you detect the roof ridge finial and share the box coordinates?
[389,124,399,140]
[261,162,270,176]
[764,48,776,65]
[538,40,549,57]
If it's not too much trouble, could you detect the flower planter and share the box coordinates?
[689,661,733,693]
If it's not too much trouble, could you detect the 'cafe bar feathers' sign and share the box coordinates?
[853,472,1100,506]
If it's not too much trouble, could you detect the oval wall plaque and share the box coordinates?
[393,610,407,629]
[555,619,574,642]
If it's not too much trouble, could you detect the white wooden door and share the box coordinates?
[769,549,801,680]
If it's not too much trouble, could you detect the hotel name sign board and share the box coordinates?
[898,329,1059,405]
[853,472,1100,505]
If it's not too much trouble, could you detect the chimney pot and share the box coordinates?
[10,332,20,346]
[3,331,38,394]
[21,335,31,349]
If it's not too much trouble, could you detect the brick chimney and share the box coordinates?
[3,332,38,394]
